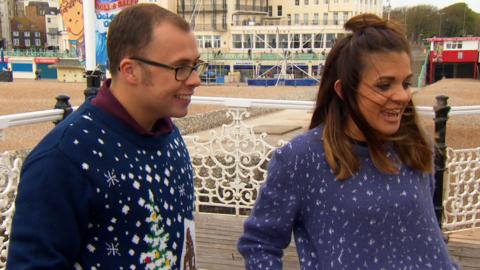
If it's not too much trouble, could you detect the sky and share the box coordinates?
[389,0,480,13]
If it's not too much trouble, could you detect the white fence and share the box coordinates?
[443,147,480,231]
[0,97,480,268]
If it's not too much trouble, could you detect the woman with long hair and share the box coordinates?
[238,14,458,269]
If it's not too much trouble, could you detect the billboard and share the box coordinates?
[60,0,85,60]
[95,0,138,68]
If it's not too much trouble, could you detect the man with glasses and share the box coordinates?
[8,4,205,269]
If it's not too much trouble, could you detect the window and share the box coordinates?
[47,18,51,23]
[304,13,309,25]
[279,34,288,48]
[35,39,41,46]
[301,34,312,48]
[333,0,338,3]
[344,0,349,2]
[314,33,323,48]
[196,36,203,48]
[213,35,221,48]
[24,31,30,37]
[243,34,253,49]
[333,12,338,25]
[13,31,19,37]
[295,0,300,5]
[25,39,31,47]
[304,0,309,5]
[326,33,336,48]
[446,41,463,49]
[313,13,319,25]
[255,34,265,49]
[277,5,282,16]
[48,28,56,36]
[324,0,328,3]
[287,14,291,25]
[35,32,41,37]
[212,14,217,26]
[323,13,328,25]
[267,34,277,48]
[232,34,242,48]
[205,36,212,48]
[294,14,300,25]
[315,0,319,4]
[343,12,348,23]
[268,6,272,16]
[13,38,19,46]
[292,34,300,48]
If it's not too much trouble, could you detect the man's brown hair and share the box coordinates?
[309,13,433,180]
[107,4,190,76]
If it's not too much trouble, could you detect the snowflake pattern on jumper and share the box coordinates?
[57,104,195,269]
[238,126,458,270]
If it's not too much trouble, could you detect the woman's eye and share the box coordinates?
[376,84,390,91]
[403,81,412,89]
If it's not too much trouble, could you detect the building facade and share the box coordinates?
[10,5,45,49]
[426,37,480,84]
[0,0,15,48]
[178,0,383,82]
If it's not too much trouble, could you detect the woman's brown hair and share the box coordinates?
[309,13,433,180]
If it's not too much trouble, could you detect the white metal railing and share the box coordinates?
[0,106,79,132]
[0,153,22,269]
[1,97,480,135]
[1,97,480,132]
[184,108,287,215]
[443,147,480,232]
[0,97,479,263]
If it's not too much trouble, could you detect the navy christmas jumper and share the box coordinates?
[7,101,196,269]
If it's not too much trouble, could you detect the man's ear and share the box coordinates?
[334,80,344,100]
[119,59,138,84]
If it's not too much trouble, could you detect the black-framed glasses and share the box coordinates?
[130,56,208,81]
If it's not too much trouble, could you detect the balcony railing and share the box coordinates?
[200,52,326,61]
[191,23,228,31]
[234,4,268,13]
[178,4,227,12]
[233,18,347,27]
[4,49,78,58]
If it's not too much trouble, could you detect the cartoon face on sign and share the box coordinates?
[60,0,84,42]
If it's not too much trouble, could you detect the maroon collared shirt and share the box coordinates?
[91,79,173,136]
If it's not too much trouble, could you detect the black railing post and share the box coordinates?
[433,95,450,229]
[84,70,103,101]
[53,94,73,125]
